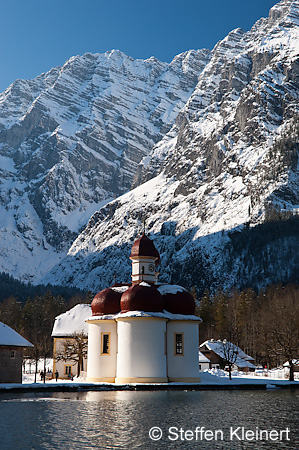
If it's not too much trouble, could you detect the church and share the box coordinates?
[86,232,201,383]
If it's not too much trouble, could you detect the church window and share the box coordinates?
[175,333,184,355]
[101,332,110,355]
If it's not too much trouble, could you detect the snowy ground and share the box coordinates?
[0,358,296,390]
[13,365,299,389]
[199,368,299,385]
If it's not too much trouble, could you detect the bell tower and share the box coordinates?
[129,233,160,284]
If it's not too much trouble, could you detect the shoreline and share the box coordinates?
[0,380,298,394]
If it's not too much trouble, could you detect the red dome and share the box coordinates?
[163,290,195,315]
[130,233,160,265]
[120,284,164,313]
[91,287,122,316]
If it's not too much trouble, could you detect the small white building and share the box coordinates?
[52,304,91,379]
[199,339,256,372]
[86,233,201,383]
[0,321,33,383]
[198,351,210,372]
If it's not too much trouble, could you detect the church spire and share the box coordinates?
[130,233,160,284]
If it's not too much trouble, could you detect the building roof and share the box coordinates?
[283,359,299,367]
[130,233,160,264]
[87,309,201,322]
[51,304,91,337]
[233,358,256,369]
[158,284,195,315]
[121,282,164,313]
[91,287,122,316]
[198,351,210,363]
[90,282,198,318]
[0,322,33,347]
[157,284,186,295]
[200,340,255,363]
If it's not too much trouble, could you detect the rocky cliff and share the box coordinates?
[42,0,299,294]
[0,48,210,282]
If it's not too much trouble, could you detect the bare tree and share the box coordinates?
[220,339,240,380]
[257,285,299,375]
[55,332,88,377]
[22,292,66,382]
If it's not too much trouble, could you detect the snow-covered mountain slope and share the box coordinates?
[43,0,299,294]
[0,49,210,282]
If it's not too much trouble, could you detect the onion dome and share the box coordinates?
[158,285,195,315]
[91,287,122,316]
[130,233,160,265]
[120,282,164,313]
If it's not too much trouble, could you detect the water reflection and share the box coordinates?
[0,390,298,449]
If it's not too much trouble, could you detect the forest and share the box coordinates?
[0,272,86,303]
[0,290,92,374]
[196,283,299,368]
[0,280,298,371]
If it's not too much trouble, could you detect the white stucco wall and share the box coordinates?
[167,321,200,381]
[53,338,87,379]
[87,320,117,381]
[116,317,167,382]
[131,257,156,283]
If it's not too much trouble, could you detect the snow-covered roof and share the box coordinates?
[198,350,210,363]
[139,281,152,287]
[200,340,255,363]
[111,285,129,293]
[0,322,33,347]
[283,359,299,367]
[51,304,91,337]
[233,358,256,369]
[157,284,186,295]
[87,309,201,322]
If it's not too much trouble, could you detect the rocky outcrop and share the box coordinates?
[42,0,299,293]
[2,0,299,292]
[0,49,210,281]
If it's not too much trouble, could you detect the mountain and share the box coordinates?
[0,48,210,282]
[42,0,299,294]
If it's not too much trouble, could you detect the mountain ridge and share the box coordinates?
[2,0,299,294]
[41,0,299,294]
[0,47,210,282]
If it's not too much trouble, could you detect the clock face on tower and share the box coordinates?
[148,264,155,272]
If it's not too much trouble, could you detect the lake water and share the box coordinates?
[0,389,298,450]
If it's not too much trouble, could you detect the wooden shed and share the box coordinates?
[0,321,33,383]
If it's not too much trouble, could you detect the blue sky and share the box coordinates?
[0,0,277,92]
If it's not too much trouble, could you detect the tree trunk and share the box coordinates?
[43,356,46,383]
[289,361,294,382]
[34,358,38,383]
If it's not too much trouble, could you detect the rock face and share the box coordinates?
[0,49,210,281]
[2,0,299,293]
[42,0,299,294]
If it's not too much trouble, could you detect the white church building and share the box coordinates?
[86,233,201,383]
[52,233,201,383]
